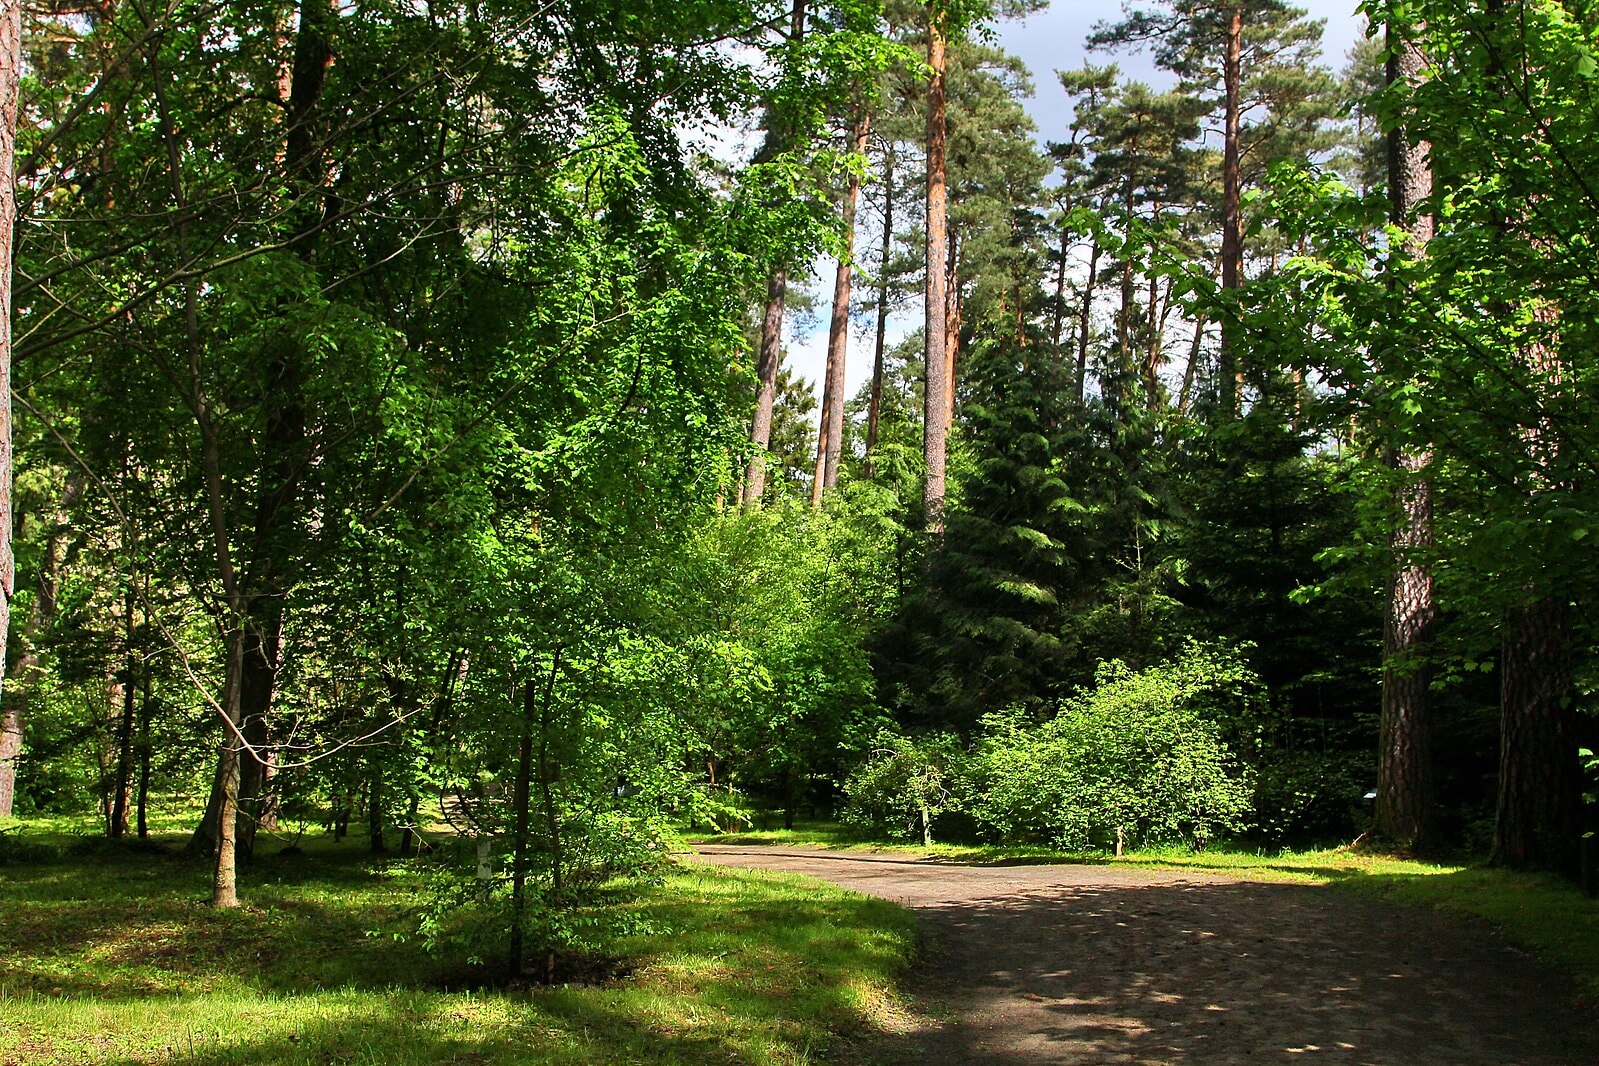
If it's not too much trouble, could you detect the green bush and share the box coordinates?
[841,730,965,844]
[965,644,1257,850]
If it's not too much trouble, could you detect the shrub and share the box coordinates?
[841,730,964,844]
[965,643,1257,850]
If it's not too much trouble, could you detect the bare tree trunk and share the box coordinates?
[1176,313,1205,418]
[944,230,959,437]
[135,673,153,838]
[744,269,786,506]
[234,613,283,857]
[212,630,246,909]
[108,586,137,838]
[0,0,22,772]
[1075,241,1100,405]
[1492,595,1582,876]
[1375,19,1438,853]
[1217,2,1243,416]
[922,10,950,533]
[812,109,871,506]
[743,0,808,507]
[1377,451,1437,849]
[0,477,64,819]
[508,674,536,977]
[1050,224,1071,355]
[864,144,896,477]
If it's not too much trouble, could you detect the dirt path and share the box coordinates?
[694,845,1596,1065]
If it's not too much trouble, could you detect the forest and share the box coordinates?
[2,0,1599,1059]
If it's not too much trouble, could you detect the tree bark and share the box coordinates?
[508,674,536,977]
[922,7,950,533]
[743,0,807,507]
[1216,1,1243,416]
[944,228,959,437]
[1492,595,1582,876]
[864,143,896,477]
[812,108,871,506]
[108,586,138,838]
[0,0,22,777]
[135,673,153,838]
[1376,451,1437,850]
[1375,20,1438,853]
[1075,241,1100,405]
[211,631,246,908]
[745,268,787,506]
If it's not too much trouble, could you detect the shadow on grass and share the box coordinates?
[95,992,774,1066]
[8,854,919,1065]
[0,845,450,999]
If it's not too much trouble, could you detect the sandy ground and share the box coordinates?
[694,844,1597,1065]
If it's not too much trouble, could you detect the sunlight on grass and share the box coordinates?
[1,815,923,1066]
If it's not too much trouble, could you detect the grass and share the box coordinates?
[684,819,1449,880]
[686,820,1599,999]
[0,811,922,1065]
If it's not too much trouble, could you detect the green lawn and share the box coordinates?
[0,814,921,1065]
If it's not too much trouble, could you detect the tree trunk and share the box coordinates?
[1076,241,1100,405]
[1376,452,1438,850]
[744,268,786,506]
[922,9,950,533]
[743,0,807,507]
[367,749,386,853]
[1492,595,1582,876]
[864,143,896,477]
[1050,224,1071,356]
[1375,21,1438,853]
[944,229,959,437]
[508,674,537,977]
[1217,2,1244,416]
[1177,312,1206,417]
[108,600,138,839]
[234,611,283,858]
[212,630,246,908]
[0,0,22,769]
[135,674,153,839]
[812,109,871,507]
[196,0,329,880]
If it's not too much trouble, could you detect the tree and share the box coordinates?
[1091,1,1336,413]
[813,107,873,507]
[922,0,951,532]
[1374,13,1438,853]
[0,0,21,817]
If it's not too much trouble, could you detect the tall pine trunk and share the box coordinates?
[744,269,786,505]
[1075,241,1100,405]
[922,8,950,533]
[812,109,871,507]
[1375,21,1438,852]
[0,475,64,818]
[0,0,21,766]
[864,143,895,477]
[1492,595,1582,876]
[743,0,807,507]
[1216,2,1243,415]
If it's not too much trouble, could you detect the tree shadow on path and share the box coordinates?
[844,877,1596,1065]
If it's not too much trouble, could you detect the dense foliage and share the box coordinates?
[3,0,1598,978]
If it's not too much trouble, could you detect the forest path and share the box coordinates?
[693,844,1596,1065]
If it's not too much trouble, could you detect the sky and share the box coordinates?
[783,0,1370,416]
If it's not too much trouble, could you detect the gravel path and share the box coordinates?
[694,844,1597,1065]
